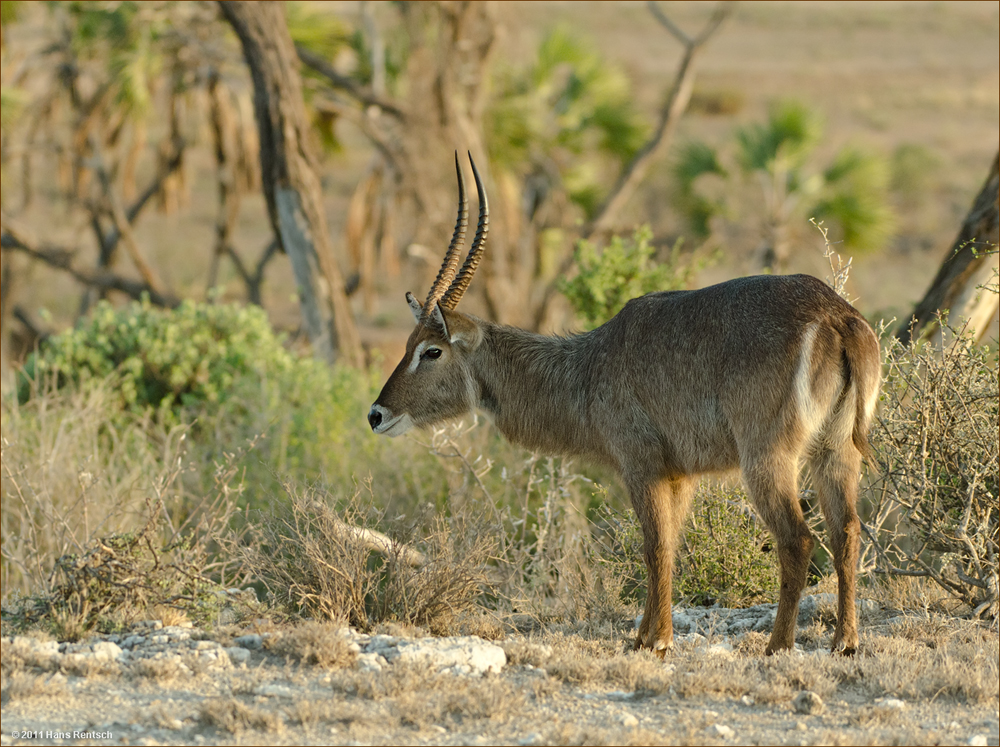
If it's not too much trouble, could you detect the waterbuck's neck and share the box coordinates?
[470,321,603,460]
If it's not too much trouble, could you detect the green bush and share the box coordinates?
[17,299,298,419]
[12,298,449,515]
[558,226,694,330]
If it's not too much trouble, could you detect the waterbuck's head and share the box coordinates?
[368,153,489,437]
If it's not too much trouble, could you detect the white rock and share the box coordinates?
[620,713,639,728]
[90,641,123,662]
[364,634,399,655]
[968,737,987,747]
[356,652,386,673]
[708,724,735,739]
[159,627,192,641]
[605,691,636,701]
[705,642,734,658]
[879,698,906,710]
[385,636,506,675]
[224,647,251,664]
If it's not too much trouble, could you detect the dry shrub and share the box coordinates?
[199,697,283,735]
[0,671,69,704]
[543,651,604,685]
[265,621,358,670]
[1,384,253,638]
[862,631,999,703]
[237,481,496,634]
[763,652,838,697]
[673,656,760,700]
[283,698,373,729]
[851,703,906,728]
[865,324,999,621]
[500,639,554,667]
[330,661,444,701]
[531,634,671,693]
[733,631,769,657]
[1,636,59,674]
[395,677,526,727]
[600,653,674,693]
[128,656,193,683]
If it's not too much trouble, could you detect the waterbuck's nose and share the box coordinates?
[368,405,382,431]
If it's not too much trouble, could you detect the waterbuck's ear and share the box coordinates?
[405,291,422,323]
[428,302,450,339]
[444,312,481,349]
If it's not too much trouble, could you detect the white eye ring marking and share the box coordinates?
[407,342,427,373]
[408,341,444,373]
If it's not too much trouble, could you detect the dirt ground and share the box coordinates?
[3,609,998,747]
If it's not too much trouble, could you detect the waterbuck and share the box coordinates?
[369,153,881,656]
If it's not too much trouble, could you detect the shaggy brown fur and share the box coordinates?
[370,158,881,656]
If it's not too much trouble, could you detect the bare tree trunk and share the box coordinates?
[898,151,1000,347]
[219,1,363,367]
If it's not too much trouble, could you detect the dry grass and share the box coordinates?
[394,677,527,727]
[0,671,69,705]
[264,620,358,670]
[0,636,59,674]
[198,697,284,736]
[127,656,195,684]
[1,381,254,639]
[238,480,497,633]
[282,698,377,730]
[494,610,999,714]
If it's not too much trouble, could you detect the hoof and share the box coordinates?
[831,644,857,657]
[634,636,673,659]
[764,642,793,656]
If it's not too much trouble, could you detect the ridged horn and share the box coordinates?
[440,152,489,310]
[420,151,468,324]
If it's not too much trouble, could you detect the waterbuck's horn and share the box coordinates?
[440,152,489,310]
[420,151,468,324]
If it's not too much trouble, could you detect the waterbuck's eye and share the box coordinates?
[422,347,443,360]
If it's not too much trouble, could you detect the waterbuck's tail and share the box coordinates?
[841,315,881,460]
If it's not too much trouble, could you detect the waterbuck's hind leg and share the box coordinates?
[810,445,863,655]
[743,454,814,655]
[630,476,694,657]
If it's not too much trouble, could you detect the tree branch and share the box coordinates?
[589,1,735,236]
[89,138,169,299]
[532,1,734,329]
[296,44,407,120]
[1,217,180,308]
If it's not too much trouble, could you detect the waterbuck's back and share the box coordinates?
[581,274,879,477]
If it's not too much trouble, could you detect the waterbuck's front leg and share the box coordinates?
[630,476,694,657]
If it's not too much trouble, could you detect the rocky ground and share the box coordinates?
[2,596,998,746]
